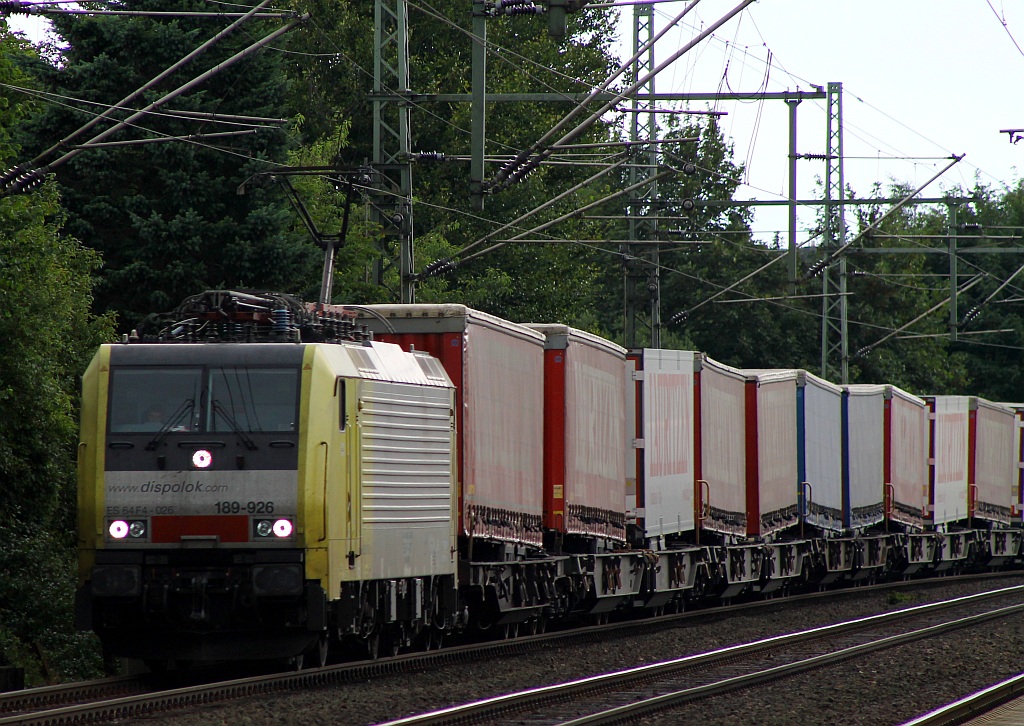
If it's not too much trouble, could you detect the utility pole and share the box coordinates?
[820,82,849,383]
[786,97,801,295]
[948,201,959,342]
[373,0,415,303]
[470,1,487,211]
[624,2,660,349]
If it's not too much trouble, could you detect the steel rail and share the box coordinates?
[563,600,1024,725]
[902,672,1024,725]
[5,572,1022,724]
[0,673,144,715]
[378,586,1024,726]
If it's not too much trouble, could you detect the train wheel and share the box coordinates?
[304,635,328,669]
[143,659,169,674]
[366,632,380,660]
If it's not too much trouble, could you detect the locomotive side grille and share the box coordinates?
[360,381,454,526]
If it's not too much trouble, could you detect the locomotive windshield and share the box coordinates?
[207,367,299,433]
[108,366,299,433]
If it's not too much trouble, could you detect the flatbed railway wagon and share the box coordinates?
[626,348,703,610]
[356,305,565,628]
[921,395,972,573]
[969,397,1022,565]
[841,384,890,580]
[528,324,648,615]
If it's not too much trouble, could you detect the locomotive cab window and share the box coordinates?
[207,367,299,433]
[108,368,202,432]
[107,366,299,434]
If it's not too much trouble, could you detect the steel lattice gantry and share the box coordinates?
[821,81,849,383]
[373,0,415,303]
[624,2,660,350]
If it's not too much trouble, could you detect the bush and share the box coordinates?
[0,518,103,685]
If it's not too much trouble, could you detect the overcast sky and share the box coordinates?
[612,0,1024,240]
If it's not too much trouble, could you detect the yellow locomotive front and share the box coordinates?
[77,341,327,665]
[75,291,459,668]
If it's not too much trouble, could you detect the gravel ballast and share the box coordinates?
[138,575,1024,726]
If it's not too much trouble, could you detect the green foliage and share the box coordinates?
[0,24,111,683]
[0,521,103,684]
[19,0,319,329]
[886,591,914,606]
[280,1,625,324]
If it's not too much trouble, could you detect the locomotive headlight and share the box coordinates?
[256,520,273,537]
[109,520,129,539]
[128,520,147,538]
[272,519,293,538]
[192,449,213,468]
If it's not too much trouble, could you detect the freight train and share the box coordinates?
[74,290,1024,669]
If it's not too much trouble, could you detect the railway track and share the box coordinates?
[903,672,1024,725]
[3,572,1020,725]
[378,585,1024,726]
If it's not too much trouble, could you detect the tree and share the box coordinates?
[18,0,318,329]
[280,1,625,325]
[0,22,112,683]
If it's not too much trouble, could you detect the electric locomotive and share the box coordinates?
[75,291,459,667]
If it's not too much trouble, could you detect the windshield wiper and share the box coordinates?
[211,399,258,451]
[145,399,195,451]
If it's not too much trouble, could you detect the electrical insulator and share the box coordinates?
[502,4,543,14]
[422,258,459,278]
[681,198,696,212]
[681,162,697,175]
[807,258,829,278]
[492,0,542,15]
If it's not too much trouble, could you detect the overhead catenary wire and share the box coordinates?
[24,0,277,168]
[441,168,678,269]
[490,0,755,191]
[2,8,309,193]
